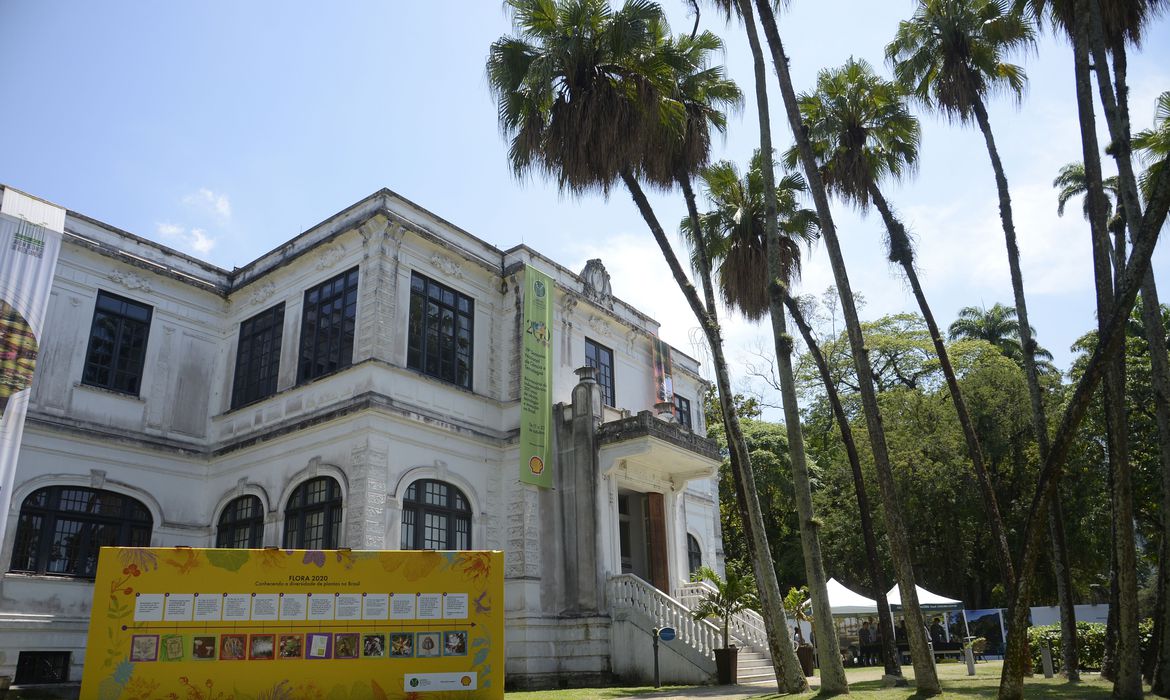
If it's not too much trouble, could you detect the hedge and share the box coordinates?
[1027,619,1153,672]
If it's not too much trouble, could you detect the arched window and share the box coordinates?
[10,486,152,578]
[687,534,703,575]
[400,480,471,550]
[217,495,264,548]
[283,477,342,549]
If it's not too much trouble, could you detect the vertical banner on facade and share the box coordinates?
[652,337,674,408]
[519,265,553,488]
[0,188,65,551]
[80,548,505,699]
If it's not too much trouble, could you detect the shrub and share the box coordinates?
[1027,619,1153,671]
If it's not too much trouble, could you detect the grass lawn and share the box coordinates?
[505,661,1146,698]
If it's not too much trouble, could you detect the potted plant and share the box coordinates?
[690,564,760,685]
[784,585,816,676]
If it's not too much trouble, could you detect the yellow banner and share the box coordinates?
[80,547,504,699]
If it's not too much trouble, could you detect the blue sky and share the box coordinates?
[2,0,1167,404]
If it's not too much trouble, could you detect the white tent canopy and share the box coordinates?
[885,583,963,611]
[825,578,878,616]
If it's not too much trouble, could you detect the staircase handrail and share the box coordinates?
[607,574,721,658]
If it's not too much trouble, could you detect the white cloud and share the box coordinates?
[156,222,217,256]
[182,188,232,220]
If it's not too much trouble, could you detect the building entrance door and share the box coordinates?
[618,490,669,593]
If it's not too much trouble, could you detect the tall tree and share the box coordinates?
[723,0,848,690]
[885,0,1082,683]
[948,304,1055,367]
[750,1,941,691]
[1131,92,1170,695]
[788,58,1016,606]
[485,0,807,690]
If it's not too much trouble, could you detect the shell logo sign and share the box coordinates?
[80,548,504,699]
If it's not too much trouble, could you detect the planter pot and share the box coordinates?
[714,646,738,685]
[797,644,816,677]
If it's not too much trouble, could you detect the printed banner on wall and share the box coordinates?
[80,548,505,699]
[652,337,674,408]
[519,264,553,488]
[0,187,65,554]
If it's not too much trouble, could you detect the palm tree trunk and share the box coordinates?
[867,183,1015,590]
[996,29,1170,700]
[620,168,809,693]
[1139,269,1170,695]
[1070,3,1141,696]
[751,1,940,693]
[734,1,848,692]
[786,295,904,681]
[1084,5,1168,691]
[968,95,1081,681]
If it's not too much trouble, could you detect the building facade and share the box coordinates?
[0,187,724,688]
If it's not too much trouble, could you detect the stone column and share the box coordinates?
[552,366,602,614]
[347,436,390,549]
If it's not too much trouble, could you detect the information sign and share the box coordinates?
[80,547,504,698]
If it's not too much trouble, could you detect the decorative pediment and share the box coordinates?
[247,279,277,307]
[429,253,464,280]
[580,259,612,309]
[109,269,153,293]
[315,244,345,271]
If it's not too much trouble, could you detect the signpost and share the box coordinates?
[652,626,675,688]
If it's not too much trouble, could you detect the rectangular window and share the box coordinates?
[585,338,615,407]
[82,290,152,395]
[407,272,474,389]
[674,394,692,431]
[232,303,285,408]
[15,651,71,685]
[297,268,359,383]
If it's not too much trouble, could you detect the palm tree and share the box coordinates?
[746,0,941,691]
[691,565,760,650]
[1135,93,1170,694]
[885,0,1090,687]
[685,154,904,680]
[790,57,1016,640]
[948,303,1055,366]
[716,0,845,691]
[1055,148,1170,695]
[486,0,807,690]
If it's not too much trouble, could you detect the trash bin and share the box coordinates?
[797,644,815,677]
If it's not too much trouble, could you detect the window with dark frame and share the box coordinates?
[216,495,265,548]
[674,394,692,431]
[407,272,474,389]
[14,651,71,685]
[297,268,359,384]
[400,479,471,551]
[283,477,342,550]
[231,303,285,408]
[585,338,615,407]
[687,534,703,575]
[10,486,152,578]
[82,291,152,395]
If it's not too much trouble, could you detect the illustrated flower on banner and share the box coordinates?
[458,552,491,583]
[122,675,160,700]
[164,548,200,574]
[258,548,286,569]
[117,548,158,572]
[303,550,326,567]
[335,549,355,569]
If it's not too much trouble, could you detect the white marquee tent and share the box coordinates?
[825,578,878,616]
[885,584,963,612]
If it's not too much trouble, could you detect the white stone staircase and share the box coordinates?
[675,580,780,687]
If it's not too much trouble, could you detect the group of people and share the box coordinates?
[854,616,948,666]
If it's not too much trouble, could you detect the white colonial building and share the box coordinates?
[0,186,743,689]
